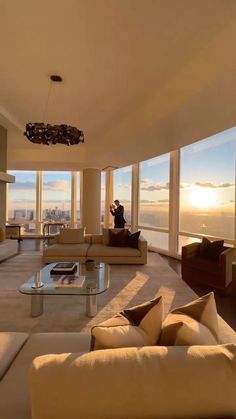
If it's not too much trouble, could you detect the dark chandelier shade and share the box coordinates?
[24,122,84,146]
[24,74,84,146]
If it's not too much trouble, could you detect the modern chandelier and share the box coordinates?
[24,75,84,146]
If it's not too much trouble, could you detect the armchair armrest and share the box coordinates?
[182,242,200,260]
[219,247,236,287]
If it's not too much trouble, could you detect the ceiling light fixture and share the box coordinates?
[24,75,84,146]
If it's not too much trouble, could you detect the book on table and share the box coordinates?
[55,275,86,288]
[50,263,77,275]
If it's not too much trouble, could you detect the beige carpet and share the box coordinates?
[0,250,200,334]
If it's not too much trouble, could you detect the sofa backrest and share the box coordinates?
[30,344,236,419]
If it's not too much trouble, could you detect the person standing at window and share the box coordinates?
[110,200,126,228]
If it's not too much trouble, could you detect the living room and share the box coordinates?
[0,1,236,418]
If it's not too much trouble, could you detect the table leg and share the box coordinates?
[86,294,97,317]
[31,295,44,317]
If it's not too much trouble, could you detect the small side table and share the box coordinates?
[43,222,69,243]
[5,224,23,242]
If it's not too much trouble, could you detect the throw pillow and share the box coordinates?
[103,228,125,245]
[198,237,224,260]
[58,228,85,244]
[125,230,141,248]
[91,296,163,350]
[0,227,5,242]
[108,228,127,247]
[159,292,219,346]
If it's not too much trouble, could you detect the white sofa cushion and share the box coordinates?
[58,228,85,244]
[0,332,28,380]
[160,292,219,345]
[30,344,236,419]
[43,243,89,257]
[91,296,163,349]
[87,243,140,257]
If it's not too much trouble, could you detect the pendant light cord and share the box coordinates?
[42,80,53,122]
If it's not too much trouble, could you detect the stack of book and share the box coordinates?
[50,262,77,275]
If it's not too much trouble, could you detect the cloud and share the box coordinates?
[43,181,69,192]
[9,181,36,190]
[195,182,234,189]
[140,178,153,185]
[158,199,169,203]
[118,183,130,189]
[141,182,169,191]
[139,199,156,203]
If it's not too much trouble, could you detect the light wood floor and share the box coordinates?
[14,239,236,331]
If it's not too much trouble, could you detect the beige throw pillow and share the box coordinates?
[159,292,219,345]
[58,228,85,244]
[91,296,163,350]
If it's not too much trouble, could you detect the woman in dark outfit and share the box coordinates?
[110,200,126,228]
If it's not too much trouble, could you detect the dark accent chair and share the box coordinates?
[181,242,235,294]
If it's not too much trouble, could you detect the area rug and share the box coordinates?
[0,250,198,334]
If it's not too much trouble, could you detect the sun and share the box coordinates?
[188,187,217,209]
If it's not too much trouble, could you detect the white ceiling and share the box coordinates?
[0,0,236,170]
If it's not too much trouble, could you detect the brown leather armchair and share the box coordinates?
[181,242,235,294]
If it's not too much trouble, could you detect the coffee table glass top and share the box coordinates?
[19,262,110,296]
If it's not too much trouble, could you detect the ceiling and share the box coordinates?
[0,0,236,170]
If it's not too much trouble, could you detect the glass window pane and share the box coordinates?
[113,166,132,225]
[139,154,170,229]
[178,235,201,253]
[180,128,236,240]
[101,172,106,223]
[76,172,80,223]
[141,229,169,251]
[7,171,37,235]
[42,172,71,222]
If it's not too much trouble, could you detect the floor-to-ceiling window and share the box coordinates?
[76,172,80,225]
[179,128,236,251]
[138,154,170,250]
[113,166,132,225]
[42,172,71,233]
[7,171,37,235]
[101,171,106,225]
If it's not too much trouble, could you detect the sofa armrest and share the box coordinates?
[219,247,236,287]
[182,242,200,260]
[138,235,147,254]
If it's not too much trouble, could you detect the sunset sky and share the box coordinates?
[8,127,236,216]
[115,127,235,213]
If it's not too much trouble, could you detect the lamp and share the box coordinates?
[24,75,84,146]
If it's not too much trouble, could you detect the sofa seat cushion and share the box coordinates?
[30,344,236,419]
[0,332,28,380]
[44,243,90,257]
[0,332,91,419]
[87,244,141,257]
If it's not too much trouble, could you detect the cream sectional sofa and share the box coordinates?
[0,310,236,418]
[43,231,148,264]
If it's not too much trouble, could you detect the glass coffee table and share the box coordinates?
[19,262,110,318]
